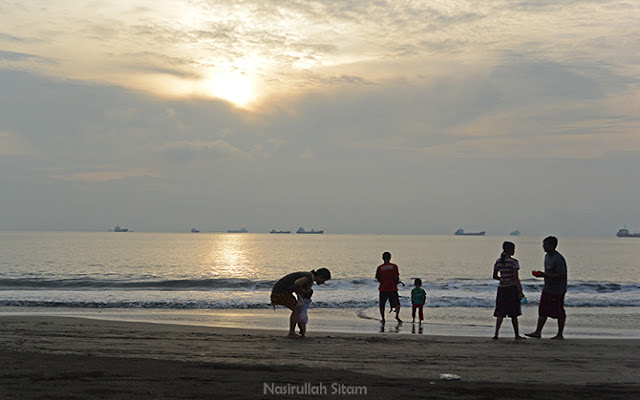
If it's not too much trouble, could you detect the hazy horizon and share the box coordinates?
[1,228,636,239]
[2,1,639,237]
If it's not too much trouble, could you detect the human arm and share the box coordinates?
[539,254,567,280]
[294,276,312,296]
[514,270,524,299]
[538,271,563,280]
[493,261,500,280]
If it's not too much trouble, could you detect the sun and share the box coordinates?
[135,69,262,109]
[200,71,256,108]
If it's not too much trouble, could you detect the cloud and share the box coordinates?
[2,0,637,107]
[53,168,163,183]
[0,50,53,64]
[1,1,639,234]
[0,33,29,42]
[0,130,34,156]
[158,140,251,163]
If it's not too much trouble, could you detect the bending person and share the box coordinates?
[270,268,331,338]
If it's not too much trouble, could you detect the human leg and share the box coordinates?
[551,317,565,339]
[379,292,388,323]
[551,294,566,339]
[298,321,307,337]
[494,316,504,339]
[271,291,302,338]
[526,315,546,338]
[527,290,556,338]
[288,303,302,337]
[390,292,402,322]
[418,304,424,322]
[512,317,525,339]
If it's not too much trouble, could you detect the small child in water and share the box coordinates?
[297,289,313,337]
[411,278,427,323]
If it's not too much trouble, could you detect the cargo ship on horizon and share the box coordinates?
[227,228,248,233]
[454,228,485,236]
[296,227,324,234]
[617,226,640,238]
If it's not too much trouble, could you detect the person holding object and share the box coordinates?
[492,241,525,340]
[376,252,401,324]
[270,268,331,338]
[526,236,568,340]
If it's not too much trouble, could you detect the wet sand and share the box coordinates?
[0,316,638,399]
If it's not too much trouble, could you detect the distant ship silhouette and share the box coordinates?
[454,228,485,236]
[296,227,324,234]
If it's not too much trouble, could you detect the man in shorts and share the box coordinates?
[526,236,568,339]
[376,252,401,323]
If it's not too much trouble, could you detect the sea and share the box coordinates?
[1,231,638,338]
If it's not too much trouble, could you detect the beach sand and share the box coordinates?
[0,315,638,399]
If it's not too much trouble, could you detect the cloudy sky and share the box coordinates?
[1,0,639,236]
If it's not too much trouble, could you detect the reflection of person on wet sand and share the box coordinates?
[375,252,402,324]
[380,321,402,333]
[270,268,331,338]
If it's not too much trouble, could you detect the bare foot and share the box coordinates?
[287,332,301,339]
[515,335,526,340]
[550,335,564,340]
[492,336,499,340]
[525,332,541,338]
[395,317,403,323]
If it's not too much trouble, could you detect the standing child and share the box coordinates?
[411,278,427,323]
[493,241,526,340]
[297,289,313,337]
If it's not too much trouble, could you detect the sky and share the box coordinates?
[1,0,639,236]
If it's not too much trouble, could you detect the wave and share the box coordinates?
[0,278,277,290]
[1,277,639,294]
[0,296,638,309]
[1,277,638,309]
